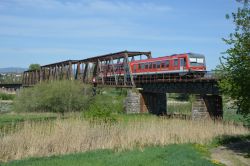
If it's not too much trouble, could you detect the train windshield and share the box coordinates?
[188,53,205,66]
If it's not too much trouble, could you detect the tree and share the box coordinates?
[29,64,40,71]
[220,0,250,117]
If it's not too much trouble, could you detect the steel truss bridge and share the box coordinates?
[20,51,222,119]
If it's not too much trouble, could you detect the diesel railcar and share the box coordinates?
[97,53,206,82]
[130,53,206,76]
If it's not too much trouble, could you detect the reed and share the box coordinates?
[0,117,248,162]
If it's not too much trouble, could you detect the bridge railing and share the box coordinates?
[204,71,219,79]
[132,71,219,84]
[22,69,219,87]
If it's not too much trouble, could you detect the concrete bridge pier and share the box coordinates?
[125,91,223,120]
[192,95,223,120]
[125,90,167,115]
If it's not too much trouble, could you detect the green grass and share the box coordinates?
[0,102,13,112]
[211,134,250,147]
[3,144,217,166]
[167,102,192,115]
[223,108,250,127]
[223,109,244,122]
[0,93,15,100]
[0,113,57,126]
[0,113,58,136]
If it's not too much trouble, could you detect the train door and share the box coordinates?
[133,64,137,73]
[173,59,179,71]
[180,58,185,71]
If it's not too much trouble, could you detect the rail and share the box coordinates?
[95,71,219,87]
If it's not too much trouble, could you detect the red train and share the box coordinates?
[99,53,206,80]
[130,53,206,76]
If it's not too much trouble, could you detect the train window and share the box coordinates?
[153,63,156,69]
[157,61,161,68]
[161,61,165,68]
[133,65,136,71]
[141,63,145,69]
[145,63,148,69]
[165,60,170,67]
[180,58,187,66]
[197,58,204,63]
[174,59,178,66]
[189,57,204,66]
[149,63,152,69]
[180,59,184,66]
[138,64,141,69]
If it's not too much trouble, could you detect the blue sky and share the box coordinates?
[0,0,239,70]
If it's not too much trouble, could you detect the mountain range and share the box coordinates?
[0,67,27,73]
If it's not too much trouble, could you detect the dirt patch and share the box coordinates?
[211,141,250,166]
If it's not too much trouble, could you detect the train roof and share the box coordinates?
[130,53,205,64]
[170,53,205,58]
[130,54,182,64]
[187,53,205,58]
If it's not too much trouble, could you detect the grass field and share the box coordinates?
[0,115,248,162]
[0,101,13,113]
[0,112,57,126]
[167,101,192,115]
[3,144,218,166]
[0,92,15,113]
[0,88,248,165]
[0,93,15,101]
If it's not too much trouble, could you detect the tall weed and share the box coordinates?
[13,81,90,114]
[0,117,248,162]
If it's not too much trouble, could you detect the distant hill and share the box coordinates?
[0,67,27,73]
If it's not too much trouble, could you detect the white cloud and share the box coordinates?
[0,15,133,38]
[0,14,219,43]
[0,0,175,40]
[0,0,219,43]
[0,0,172,16]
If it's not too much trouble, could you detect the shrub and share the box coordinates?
[13,81,90,114]
[0,93,15,100]
[84,103,117,123]
[95,88,126,114]
[83,88,126,123]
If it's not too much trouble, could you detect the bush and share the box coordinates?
[96,88,126,114]
[84,103,117,123]
[83,88,126,123]
[0,93,15,100]
[13,81,90,114]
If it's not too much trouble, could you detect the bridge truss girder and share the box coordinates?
[22,51,151,87]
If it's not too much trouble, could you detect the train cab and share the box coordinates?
[187,53,206,72]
